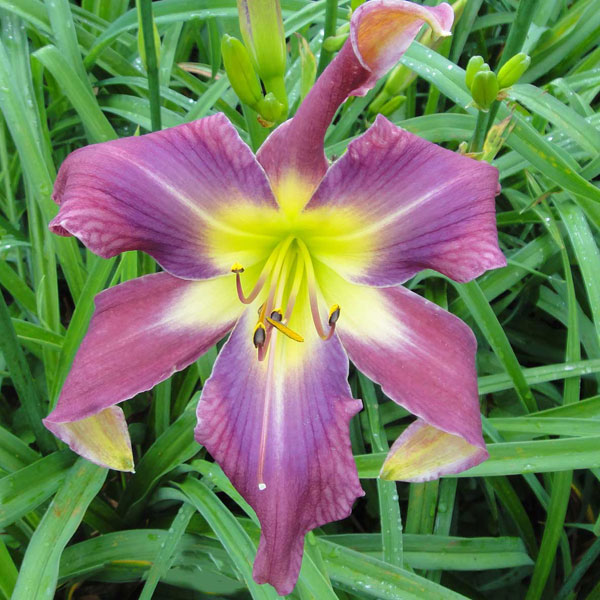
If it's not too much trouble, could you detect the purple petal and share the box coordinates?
[257,2,451,211]
[44,271,242,468]
[315,265,488,480]
[257,43,370,208]
[350,1,453,94]
[306,115,506,285]
[195,306,363,595]
[51,114,279,279]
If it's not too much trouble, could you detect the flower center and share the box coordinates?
[231,236,339,360]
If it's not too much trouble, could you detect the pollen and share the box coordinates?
[266,316,305,342]
[231,262,245,274]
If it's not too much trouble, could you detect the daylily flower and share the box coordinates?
[44,0,505,594]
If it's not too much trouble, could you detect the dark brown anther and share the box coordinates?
[253,323,266,348]
[270,310,283,322]
[328,305,341,326]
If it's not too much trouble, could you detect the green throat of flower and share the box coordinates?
[231,235,340,360]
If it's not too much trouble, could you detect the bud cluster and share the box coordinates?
[465,52,531,111]
[222,0,290,125]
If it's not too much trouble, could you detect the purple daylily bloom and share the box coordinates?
[44,1,506,594]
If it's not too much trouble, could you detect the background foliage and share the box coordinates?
[0,0,600,598]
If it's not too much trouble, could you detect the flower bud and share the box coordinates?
[376,95,406,116]
[256,92,285,123]
[465,55,486,91]
[238,0,286,82]
[323,33,349,53]
[497,52,531,89]
[471,70,499,111]
[237,0,288,117]
[221,34,263,107]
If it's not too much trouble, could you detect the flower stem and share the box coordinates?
[485,99,501,135]
[469,109,488,154]
[139,0,161,132]
[316,0,338,75]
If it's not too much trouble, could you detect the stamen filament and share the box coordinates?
[263,235,295,319]
[283,252,305,322]
[233,236,292,304]
[258,236,296,361]
[296,239,338,341]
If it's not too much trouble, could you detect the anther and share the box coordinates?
[253,323,266,348]
[231,262,245,274]
[328,304,341,326]
[270,309,283,322]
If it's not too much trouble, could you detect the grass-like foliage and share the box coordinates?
[1,0,600,598]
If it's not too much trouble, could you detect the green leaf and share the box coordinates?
[12,460,106,600]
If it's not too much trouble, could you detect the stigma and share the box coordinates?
[231,237,340,359]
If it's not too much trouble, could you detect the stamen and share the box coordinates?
[266,316,305,342]
[263,236,295,319]
[269,309,283,322]
[232,237,291,305]
[284,253,305,322]
[328,304,341,325]
[297,239,339,341]
[253,322,266,348]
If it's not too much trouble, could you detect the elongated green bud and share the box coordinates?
[497,52,531,89]
[237,0,288,116]
[377,95,406,116]
[323,33,349,53]
[221,34,263,107]
[465,55,485,91]
[238,0,286,82]
[335,22,350,36]
[369,89,390,114]
[384,64,413,96]
[471,70,499,111]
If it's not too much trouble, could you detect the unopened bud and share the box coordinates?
[471,70,499,111]
[497,52,531,89]
[377,95,406,116]
[256,92,285,123]
[368,90,390,114]
[221,34,263,107]
[238,0,286,82]
[465,55,486,91]
[323,33,349,53]
[335,22,350,36]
